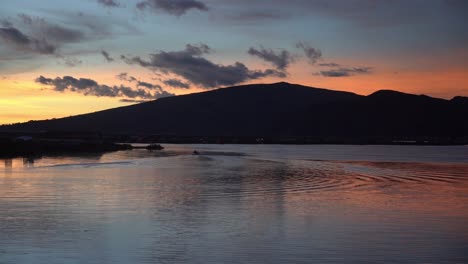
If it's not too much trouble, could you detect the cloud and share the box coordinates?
[136,0,208,16]
[319,62,341,67]
[54,11,139,39]
[61,57,83,67]
[18,14,33,25]
[317,60,373,77]
[117,72,137,82]
[0,14,95,58]
[214,0,451,28]
[318,67,372,77]
[212,1,446,28]
[116,72,163,90]
[0,22,89,68]
[231,11,283,21]
[3,12,137,49]
[163,78,190,89]
[101,50,114,62]
[248,46,292,70]
[17,14,85,43]
[122,44,285,88]
[0,12,141,74]
[97,0,120,7]
[296,42,322,64]
[0,27,31,46]
[136,81,162,90]
[35,75,174,99]
[0,19,13,27]
[223,11,286,23]
[120,99,151,103]
[0,27,56,54]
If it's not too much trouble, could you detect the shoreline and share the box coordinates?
[1,140,466,159]
[1,131,466,158]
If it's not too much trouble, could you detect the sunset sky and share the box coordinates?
[1,0,467,124]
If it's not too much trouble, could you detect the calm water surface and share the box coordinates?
[1,145,468,264]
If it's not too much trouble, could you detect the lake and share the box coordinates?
[1,144,468,264]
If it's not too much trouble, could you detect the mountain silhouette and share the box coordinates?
[2,82,467,142]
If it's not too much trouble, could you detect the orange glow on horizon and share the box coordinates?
[1,59,468,125]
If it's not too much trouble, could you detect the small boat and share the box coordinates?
[146,144,164,150]
[192,150,200,155]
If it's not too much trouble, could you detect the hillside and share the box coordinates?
[2,82,467,142]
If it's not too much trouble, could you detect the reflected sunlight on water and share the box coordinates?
[1,145,468,263]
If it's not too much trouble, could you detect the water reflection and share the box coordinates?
[4,159,12,169]
[1,145,468,263]
[22,157,35,167]
[0,152,106,169]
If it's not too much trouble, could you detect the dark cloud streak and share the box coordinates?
[0,19,12,27]
[296,42,322,64]
[36,75,174,99]
[137,0,208,16]
[319,67,372,77]
[224,11,285,23]
[17,14,85,43]
[62,57,82,67]
[120,99,151,103]
[319,62,341,67]
[136,81,162,90]
[97,0,120,7]
[122,44,285,88]
[116,72,163,90]
[248,46,292,70]
[117,72,137,82]
[0,27,56,55]
[163,79,190,89]
[101,50,114,62]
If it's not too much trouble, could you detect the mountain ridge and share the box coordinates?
[1,82,467,141]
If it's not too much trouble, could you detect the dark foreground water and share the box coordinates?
[1,145,468,264]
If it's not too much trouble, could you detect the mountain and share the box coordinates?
[2,82,468,142]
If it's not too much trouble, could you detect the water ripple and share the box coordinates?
[192,158,468,199]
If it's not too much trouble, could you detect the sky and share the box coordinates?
[1,0,467,124]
